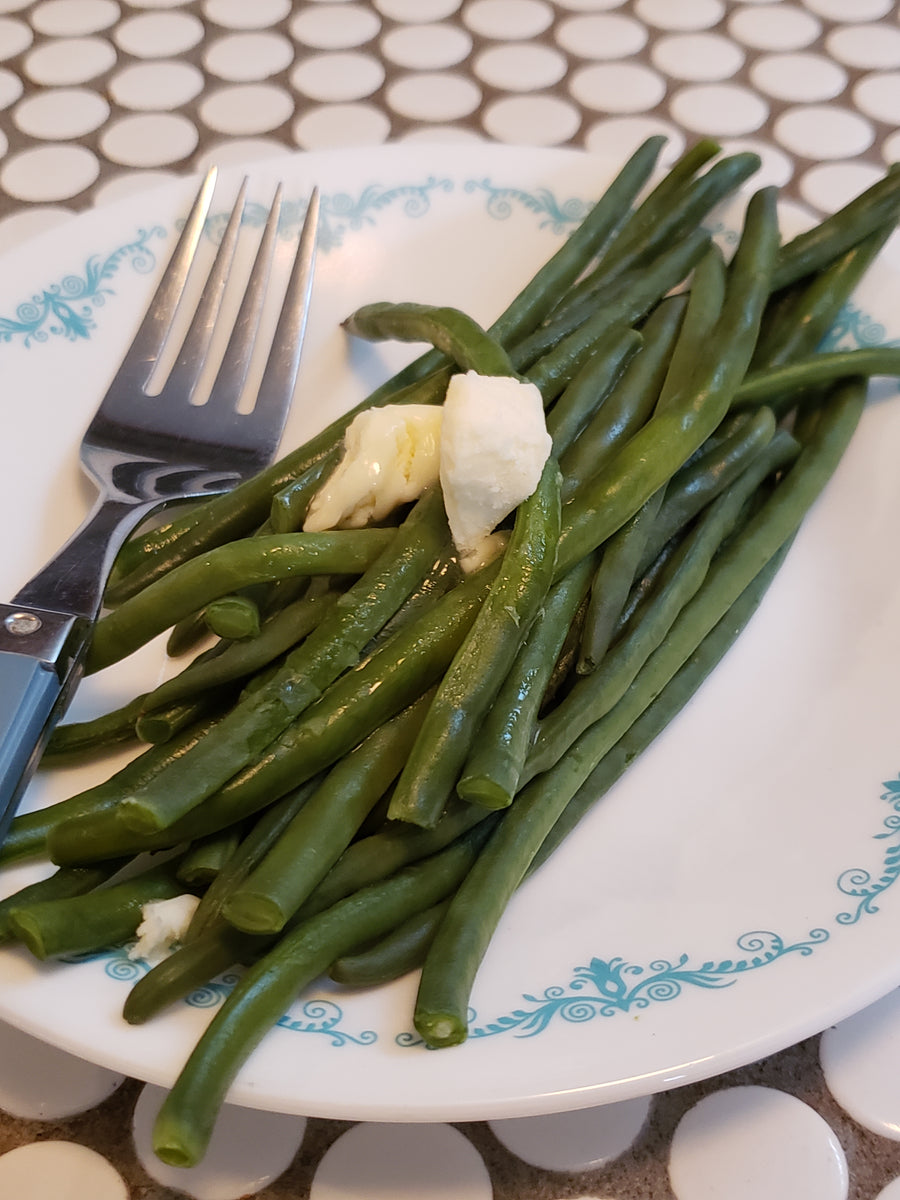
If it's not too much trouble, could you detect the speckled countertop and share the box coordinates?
[2,2,900,1198]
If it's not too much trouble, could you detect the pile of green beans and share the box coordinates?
[3,138,900,1168]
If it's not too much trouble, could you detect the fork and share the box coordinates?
[0,167,320,841]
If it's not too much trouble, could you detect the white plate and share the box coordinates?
[2,142,900,1123]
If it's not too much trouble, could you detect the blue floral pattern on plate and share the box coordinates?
[0,176,591,348]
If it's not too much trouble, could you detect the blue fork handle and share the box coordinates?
[0,606,87,844]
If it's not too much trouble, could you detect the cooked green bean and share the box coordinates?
[733,346,900,412]
[177,831,242,887]
[545,327,642,456]
[388,459,561,827]
[457,552,597,809]
[49,564,499,866]
[559,295,688,500]
[2,714,222,867]
[116,491,447,836]
[222,695,431,935]
[0,859,128,943]
[152,824,494,1167]
[556,187,779,576]
[343,302,516,377]
[329,898,451,987]
[10,862,186,960]
[143,585,340,713]
[203,595,260,640]
[185,777,322,941]
[89,529,395,675]
[124,919,257,1025]
[772,163,900,292]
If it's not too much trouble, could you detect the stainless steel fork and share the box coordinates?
[0,168,320,839]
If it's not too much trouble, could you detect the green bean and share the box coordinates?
[527,547,792,876]
[561,151,759,310]
[754,222,896,370]
[343,303,516,377]
[635,412,788,575]
[2,714,222,867]
[185,777,322,940]
[49,564,499,866]
[486,134,668,347]
[528,420,795,777]
[577,407,775,673]
[388,459,562,827]
[143,585,340,712]
[42,694,147,762]
[124,919,257,1025]
[269,447,343,533]
[545,327,642,457]
[116,491,448,836]
[569,248,725,676]
[105,369,451,605]
[772,163,900,292]
[414,378,863,1049]
[291,802,492,924]
[556,187,779,576]
[329,898,451,988]
[0,859,128,943]
[733,346,900,412]
[559,295,688,501]
[177,830,242,887]
[10,862,186,960]
[110,137,667,604]
[203,595,260,640]
[457,553,597,809]
[577,492,665,675]
[165,609,211,658]
[89,529,395,674]
[515,227,709,377]
[134,692,230,745]
[152,824,494,1168]
[222,694,432,935]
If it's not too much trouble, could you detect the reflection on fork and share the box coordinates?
[0,167,320,841]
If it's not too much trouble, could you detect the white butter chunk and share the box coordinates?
[439,371,552,572]
[303,404,442,532]
[128,893,200,966]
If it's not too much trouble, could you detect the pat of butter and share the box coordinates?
[303,404,442,532]
[128,894,200,966]
[440,371,551,572]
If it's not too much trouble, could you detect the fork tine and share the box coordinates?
[250,186,320,432]
[203,182,285,413]
[113,167,218,390]
[158,176,249,404]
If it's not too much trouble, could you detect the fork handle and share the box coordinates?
[0,605,90,842]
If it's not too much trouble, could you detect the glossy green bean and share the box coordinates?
[143,585,340,713]
[152,826,493,1167]
[10,863,186,960]
[116,492,447,836]
[545,327,642,457]
[49,564,498,866]
[457,552,597,809]
[343,302,516,377]
[89,529,395,674]
[222,695,431,935]
[0,859,127,943]
[329,898,451,987]
[559,295,687,501]
[387,459,561,827]
[556,187,779,576]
